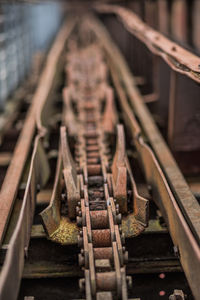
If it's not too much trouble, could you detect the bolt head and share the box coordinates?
[78,253,85,266]
[116,213,122,224]
[123,251,128,263]
[77,235,83,248]
[126,276,132,289]
[79,278,85,292]
[76,216,82,227]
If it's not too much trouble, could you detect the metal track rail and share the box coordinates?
[41,16,199,299]
[0,12,199,300]
[84,14,200,299]
[95,4,200,154]
[0,17,76,300]
[95,4,200,84]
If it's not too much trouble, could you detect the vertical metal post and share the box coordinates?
[157,0,169,35]
[171,0,188,43]
[168,70,200,151]
[193,0,200,52]
[168,70,177,148]
[144,0,158,29]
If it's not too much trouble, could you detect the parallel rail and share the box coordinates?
[87,14,200,299]
[95,4,200,154]
[0,10,199,300]
[0,18,76,300]
[96,4,200,84]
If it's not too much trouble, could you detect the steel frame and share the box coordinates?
[0,9,199,300]
[0,17,76,300]
[95,4,200,153]
[86,14,200,299]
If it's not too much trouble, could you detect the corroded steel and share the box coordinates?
[112,125,128,214]
[171,0,188,43]
[0,18,76,247]
[40,25,149,298]
[95,4,200,84]
[84,15,200,299]
[193,0,200,52]
[169,290,185,300]
[61,126,80,219]
[0,10,199,300]
[62,41,143,299]
[0,137,49,300]
[0,18,76,300]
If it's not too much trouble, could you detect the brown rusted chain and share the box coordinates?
[62,38,137,299]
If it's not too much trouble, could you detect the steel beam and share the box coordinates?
[87,15,200,299]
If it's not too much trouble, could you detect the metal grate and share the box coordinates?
[0,2,62,109]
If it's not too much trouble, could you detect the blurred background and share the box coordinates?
[0,0,199,109]
[0,1,63,108]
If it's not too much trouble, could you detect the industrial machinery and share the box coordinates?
[0,1,199,300]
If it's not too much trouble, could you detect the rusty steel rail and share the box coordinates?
[35,18,77,135]
[95,4,200,84]
[0,18,76,246]
[84,15,200,299]
[0,137,49,300]
[95,4,200,154]
[0,11,199,300]
[40,15,200,299]
[0,18,76,300]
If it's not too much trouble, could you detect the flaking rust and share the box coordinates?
[122,214,145,238]
[48,215,145,245]
[50,217,79,245]
[41,21,149,300]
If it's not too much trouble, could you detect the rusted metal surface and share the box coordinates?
[40,147,62,236]
[20,216,180,281]
[112,125,128,214]
[36,19,77,135]
[84,15,200,299]
[61,126,80,218]
[0,152,12,167]
[0,17,76,300]
[144,0,158,29]
[0,8,199,300]
[168,71,200,151]
[95,4,200,152]
[157,0,169,35]
[0,102,36,245]
[95,4,200,84]
[0,136,49,300]
[40,24,149,299]
[169,289,185,300]
[0,18,76,247]
[62,39,146,299]
[171,0,188,44]
[193,0,200,52]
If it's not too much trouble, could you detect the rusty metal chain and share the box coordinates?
[61,40,133,299]
[56,21,149,297]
